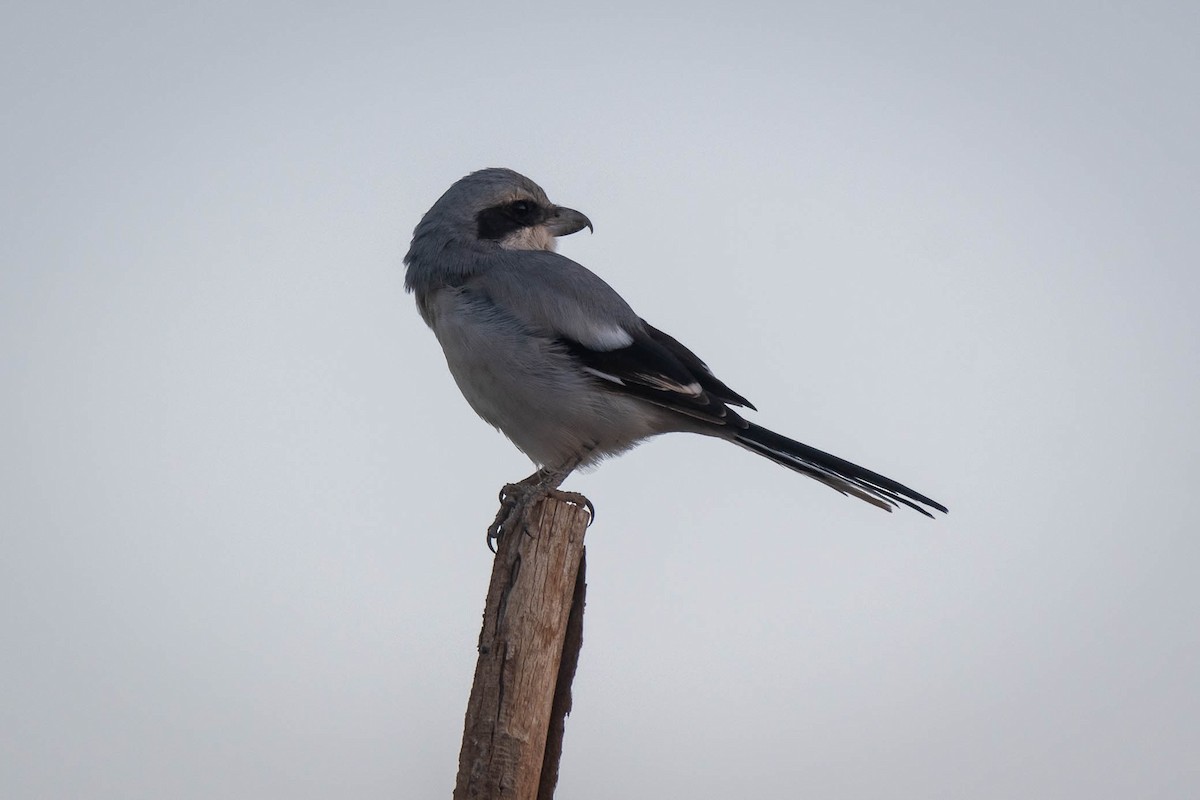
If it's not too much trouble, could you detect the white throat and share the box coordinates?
[499,226,557,252]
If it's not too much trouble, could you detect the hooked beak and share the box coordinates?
[544,205,593,237]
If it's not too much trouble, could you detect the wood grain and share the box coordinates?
[453,493,591,800]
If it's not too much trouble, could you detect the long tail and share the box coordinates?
[734,423,948,517]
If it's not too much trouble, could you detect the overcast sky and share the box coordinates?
[2,2,1198,798]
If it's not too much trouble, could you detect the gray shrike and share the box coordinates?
[404,168,946,541]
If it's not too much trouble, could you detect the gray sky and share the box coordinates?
[2,2,1197,798]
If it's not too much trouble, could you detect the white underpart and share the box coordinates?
[499,225,556,252]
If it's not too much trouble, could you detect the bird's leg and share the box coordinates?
[485,461,592,551]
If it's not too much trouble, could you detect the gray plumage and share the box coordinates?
[404,168,946,517]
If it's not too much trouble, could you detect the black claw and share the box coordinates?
[486,482,535,552]
[486,495,515,552]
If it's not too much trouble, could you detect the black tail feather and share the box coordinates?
[735,423,948,517]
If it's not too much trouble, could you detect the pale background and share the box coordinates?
[3,2,1197,798]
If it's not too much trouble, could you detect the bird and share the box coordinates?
[404,168,946,543]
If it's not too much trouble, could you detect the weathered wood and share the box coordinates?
[453,493,591,800]
[536,550,585,800]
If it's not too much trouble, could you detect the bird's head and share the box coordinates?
[413,168,593,254]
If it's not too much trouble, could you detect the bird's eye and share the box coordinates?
[510,201,533,218]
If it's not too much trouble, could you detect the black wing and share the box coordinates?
[560,319,754,428]
[561,321,949,516]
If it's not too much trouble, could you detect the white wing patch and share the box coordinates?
[579,325,634,351]
[571,325,702,398]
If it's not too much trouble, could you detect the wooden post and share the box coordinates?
[453,493,591,800]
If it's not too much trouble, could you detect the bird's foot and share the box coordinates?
[487,482,535,552]
[485,469,591,551]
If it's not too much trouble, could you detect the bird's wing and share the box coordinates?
[470,252,754,427]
